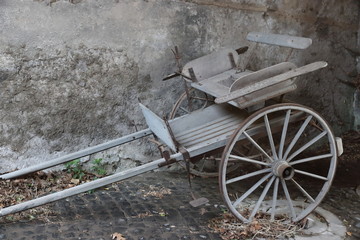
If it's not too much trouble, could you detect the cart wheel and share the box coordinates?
[169,88,212,119]
[219,103,337,223]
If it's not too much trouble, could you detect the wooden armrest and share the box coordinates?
[230,62,296,92]
[215,61,327,104]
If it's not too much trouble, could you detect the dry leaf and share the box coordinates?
[0,170,105,223]
[142,185,172,199]
[199,208,207,215]
[70,178,80,184]
[111,232,126,240]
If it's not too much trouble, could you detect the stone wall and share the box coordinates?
[0,0,358,172]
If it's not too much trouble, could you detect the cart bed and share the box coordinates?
[140,103,248,151]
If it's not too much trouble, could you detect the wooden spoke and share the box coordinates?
[250,176,276,220]
[283,115,312,160]
[226,168,271,185]
[281,179,296,219]
[264,115,279,160]
[278,110,291,159]
[294,169,328,181]
[291,179,315,203]
[244,131,274,162]
[229,154,271,166]
[232,173,272,208]
[287,131,327,162]
[290,153,333,166]
[271,178,280,221]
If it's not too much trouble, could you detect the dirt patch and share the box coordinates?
[333,130,360,187]
[208,212,305,240]
[141,185,172,199]
[0,170,99,223]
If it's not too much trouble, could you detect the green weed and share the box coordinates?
[91,158,107,176]
[64,159,85,180]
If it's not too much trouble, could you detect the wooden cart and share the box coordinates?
[0,32,343,224]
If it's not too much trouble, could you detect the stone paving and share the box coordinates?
[0,169,359,240]
[0,171,225,240]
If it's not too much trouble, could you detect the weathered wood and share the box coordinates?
[247,32,312,49]
[182,48,239,82]
[0,107,306,218]
[139,103,177,151]
[0,156,177,217]
[0,128,153,180]
[235,84,297,108]
[215,61,328,104]
[0,127,247,217]
[169,104,247,147]
[230,62,296,92]
[190,69,252,98]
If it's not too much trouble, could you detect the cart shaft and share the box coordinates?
[0,153,181,217]
[0,129,153,180]
[0,137,229,217]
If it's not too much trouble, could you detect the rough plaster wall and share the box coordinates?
[0,0,358,173]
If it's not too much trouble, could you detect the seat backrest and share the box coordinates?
[247,32,312,49]
[181,48,239,82]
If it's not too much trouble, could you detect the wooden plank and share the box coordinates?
[247,32,312,49]
[215,61,327,104]
[182,48,239,82]
[139,103,177,151]
[169,103,246,136]
[230,62,296,92]
[190,69,252,98]
[175,114,236,139]
[180,120,242,148]
[237,84,297,108]
[191,81,229,98]
[177,116,241,143]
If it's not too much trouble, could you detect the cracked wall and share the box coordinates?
[0,0,359,172]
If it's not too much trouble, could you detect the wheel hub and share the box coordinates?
[272,161,294,180]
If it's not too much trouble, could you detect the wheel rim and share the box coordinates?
[219,103,337,223]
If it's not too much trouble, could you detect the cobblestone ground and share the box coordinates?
[0,169,359,240]
[323,187,360,240]
[0,171,224,240]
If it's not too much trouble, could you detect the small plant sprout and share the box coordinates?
[91,158,107,177]
[64,159,85,180]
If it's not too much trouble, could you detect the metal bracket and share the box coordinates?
[236,46,249,55]
[163,117,180,150]
[228,52,236,68]
[149,138,177,168]
[188,68,197,82]
[179,147,209,207]
[157,144,176,167]
[158,158,177,167]
[179,147,192,187]
[179,147,191,162]
[237,42,258,72]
